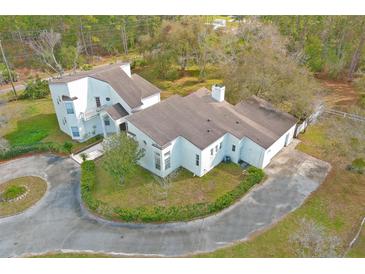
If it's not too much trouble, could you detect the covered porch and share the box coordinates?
[99,103,129,137]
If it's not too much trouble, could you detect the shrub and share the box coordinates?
[80,161,99,210]
[63,141,73,153]
[2,185,26,201]
[82,164,265,223]
[80,153,88,162]
[0,142,66,160]
[0,63,18,85]
[347,158,365,174]
[81,64,93,71]
[22,77,50,100]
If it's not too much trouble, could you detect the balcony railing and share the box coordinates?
[79,105,108,121]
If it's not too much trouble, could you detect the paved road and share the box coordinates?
[0,144,331,257]
[0,84,25,95]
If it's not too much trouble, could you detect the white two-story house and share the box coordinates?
[126,85,297,177]
[49,63,161,141]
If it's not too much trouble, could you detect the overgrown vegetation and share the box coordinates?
[21,77,50,100]
[81,162,264,223]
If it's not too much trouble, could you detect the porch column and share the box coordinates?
[115,120,121,135]
[100,114,107,137]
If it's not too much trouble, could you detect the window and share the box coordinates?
[143,140,147,145]
[219,142,222,149]
[210,148,214,156]
[215,145,218,152]
[106,97,110,102]
[195,154,200,166]
[155,152,161,170]
[65,102,74,114]
[164,151,171,170]
[232,144,236,152]
[95,97,101,108]
[104,117,110,126]
[71,126,80,137]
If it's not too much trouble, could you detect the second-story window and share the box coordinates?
[65,102,74,114]
[164,151,171,170]
[155,152,161,170]
[195,154,200,166]
[95,97,101,108]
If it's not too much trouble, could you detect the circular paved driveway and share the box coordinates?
[0,149,331,257]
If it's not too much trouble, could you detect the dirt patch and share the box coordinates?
[319,79,359,108]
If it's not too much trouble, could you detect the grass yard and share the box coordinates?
[93,160,244,209]
[196,116,365,257]
[347,226,365,257]
[0,97,101,153]
[0,176,47,217]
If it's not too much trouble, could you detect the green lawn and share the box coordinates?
[0,97,101,153]
[196,117,365,257]
[93,160,244,209]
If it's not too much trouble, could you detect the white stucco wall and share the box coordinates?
[49,83,71,136]
[140,93,161,109]
[239,137,266,168]
[200,135,225,176]
[261,124,296,168]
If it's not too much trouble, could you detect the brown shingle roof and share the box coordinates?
[106,103,129,120]
[131,74,161,98]
[50,63,161,109]
[126,88,297,149]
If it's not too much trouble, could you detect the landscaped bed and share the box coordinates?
[81,159,264,223]
[0,176,47,217]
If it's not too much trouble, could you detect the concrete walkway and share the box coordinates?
[70,142,103,164]
[0,145,331,257]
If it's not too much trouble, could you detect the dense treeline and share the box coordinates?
[264,16,365,79]
[1,15,364,118]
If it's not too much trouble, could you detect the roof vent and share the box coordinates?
[207,118,211,122]
[236,121,240,124]
[207,129,211,133]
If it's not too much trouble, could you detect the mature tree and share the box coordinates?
[102,133,145,184]
[218,18,319,119]
[27,29,64,77]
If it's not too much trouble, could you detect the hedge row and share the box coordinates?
[0,142,69,160]
[80,161,100,210]
[81,163,265,223]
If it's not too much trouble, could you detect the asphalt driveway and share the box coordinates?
[0,142,331,257]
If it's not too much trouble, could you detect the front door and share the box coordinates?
[119,122,127,131]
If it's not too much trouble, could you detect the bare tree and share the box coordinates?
[27,29,64,77]
[72,40,83,74]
